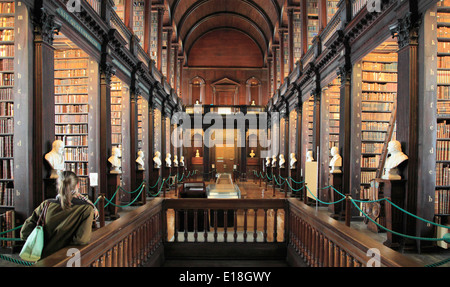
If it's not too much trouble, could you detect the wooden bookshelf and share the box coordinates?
[113,0,125,22]
[327,78,341,152]
[132,0,145,44]
[293,11,302,64]
[54,47,91,194]
[111,76,123,150]
[150,10,158,65]
[326,0,339,23]
[359,42,398,200]
[161,30,167,77]
[436,0,450,221]
[307,0,319,50]
[0,0,13,209]
[137,95,144,150]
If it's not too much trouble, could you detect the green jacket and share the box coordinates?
[20,198,94,260]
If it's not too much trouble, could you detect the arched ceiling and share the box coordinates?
[163,0,288,63]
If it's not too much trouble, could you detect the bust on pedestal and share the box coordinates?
[265,157,271,167]
[306,151,314,162]
[289,153,297,170]
[165,153,172,168]
[45,140,65,179]
[195,150,200,157]
[173,155,178,167]
[382,140,408,180]
[153,151,162,169]
[271,155,277,168]
[329,147,342,174]
[136,151,145,171]
[180,156,185,167]
[249,150,256,158]
[279,154,285,169]
[108,147,122,174]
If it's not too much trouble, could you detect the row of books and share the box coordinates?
[362,62,397,72]
[55,124,88,135]
[436,163,450,186]
[0,117,13,134]
[439,56,450,70]
[86,0,101,14]
[65,162,88,177]
[438,86,450,100]
[438,102,450,114]
[436,141,450,161]
[361,171,376,185]
[437,121,450,138]
[0,135,13,157]
[362,142,384,154]
[362,82,397,92]
[438,42,450,54]
[55,78,89,86]
[362,72,398,82]
[0,44,13,57]
[438,13,450,23]
[438,70,450,84]
[435,190,450,215]
[0,73,14,86]
[55,50,88,59]
[438,27,450,38]
[0,30,13,41]
[0,184,13,206]
[0,101,12,116]
[112,126,121,133]
[0,87,12,100]
[55,104,88,114]
[55,114,88,124]
[55,95,88,104]
[0,58,12,71]
[363,53,397,63]
[65,147,89,162]
[54,59,89,70]
[0,210,15,248]
[362,92,396,102]
[361,102,394,112]
[361,113,391,121]
[112,134,122,145]
[361,155,381,168]
[360,186,371,200]
[77,177,89,195]
[55,69,88,78]
[362,121,389,131]
[0,2,14,14]
[56,135,88,147]
[0,159,13,179]
[438,0,450,7]
[362,131,386,141]
[55,86,88,95]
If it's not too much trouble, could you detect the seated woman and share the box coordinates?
[20,171,96,260]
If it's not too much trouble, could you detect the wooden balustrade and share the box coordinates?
[34,197,420,267]
[35,199,164,267]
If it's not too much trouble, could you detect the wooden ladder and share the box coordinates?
[376,103,397,179]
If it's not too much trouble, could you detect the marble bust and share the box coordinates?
[279,154,285,168]
[289,153,297,170]
[153,151,162,169]
[173,155,179,167]
[272,155,277,168]
[249,150,256,158]
[45,140,65,179]
[108,147,122,174]
[180,156,185,167]
[306,151,314,162]
[265,157,271,167]
[136,151,145,171]
[382,140,408,180]
[165,153,172,168]
[329,147,342,174]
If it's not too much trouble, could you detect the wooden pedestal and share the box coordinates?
[106,173,121,220]
[132,170,146,206]
[376,179,406,249]
[43,178,58,200]
[328,173,345,220]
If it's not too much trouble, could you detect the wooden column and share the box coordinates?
[295,98,303,185]
[287,8,295,73]
[312,88,321,163]
[143,0,152,55]
[267,58,273,96]
[272,46,278,93]
[279,30,285,83]
[179,57,184,96]
[33,7,60,205]
[129,85,140,198]
[124,0,133,30]
[173,45,178,93]
[300,0,308,56]
[283,110,290,197]
[156,7,164,72]
[318,0,327,32]
[391,11,425,248]
[166,28,172,81]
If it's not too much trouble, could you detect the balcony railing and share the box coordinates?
[35,198,421,267]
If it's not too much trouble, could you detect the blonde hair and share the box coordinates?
[58,171,78,210]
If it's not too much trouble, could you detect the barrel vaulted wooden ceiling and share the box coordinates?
[159,0,300,65]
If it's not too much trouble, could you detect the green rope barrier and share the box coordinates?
[288,177,305,184]
[273,175,285,186]
[285,179,305,192]
[148,177,162,189]
[0,224,22,236]
[147,178,166,197]
[103,184,146,208]
[0,254,34,266]
[425,257,450,267]
[118,181,146,194]
[265,173,273,181]
[0,237,22,242]
[350,198,445,242]
[305,185,346,206]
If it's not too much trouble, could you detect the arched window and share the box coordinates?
[189,76,205,105]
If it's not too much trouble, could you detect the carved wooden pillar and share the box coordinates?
[143,0,152,55]
[267,58,273,96]
[391,11,425,248]
[318,0,327,32]
[166,28,172,81]
[287,8,295,73]
[300,0,308,56]
[129,83,141,198]
[272,46,278,93]
[156,7,164,72]
[124,0,133,30]
[279,29,285,83]
[295,97,304,197]
[33,7,60,205]
[312,69,321,162]
[173,44,178,93]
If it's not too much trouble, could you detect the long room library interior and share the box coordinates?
[0,0,450,269]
